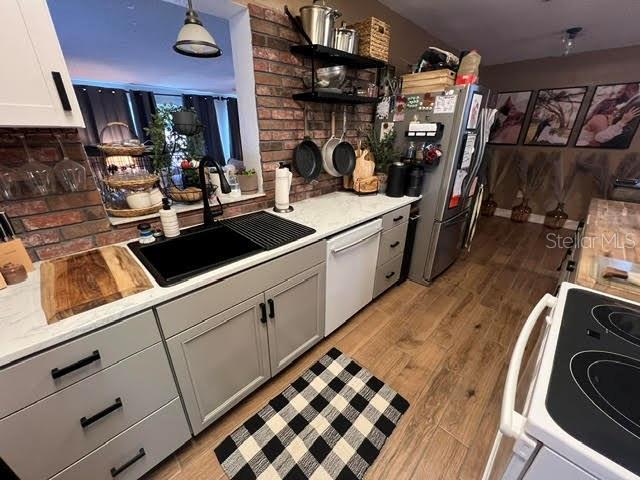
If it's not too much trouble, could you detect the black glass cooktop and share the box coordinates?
[547,289,640,476]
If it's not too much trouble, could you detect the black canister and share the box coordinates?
[386,162,408,198]
[405,164,425,197]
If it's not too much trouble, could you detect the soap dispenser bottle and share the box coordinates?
[159,198,180,238]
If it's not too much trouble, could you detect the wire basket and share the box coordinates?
[104,174,159,190]
[98,122,147,156]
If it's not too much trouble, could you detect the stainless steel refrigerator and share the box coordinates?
[390,84,492,285]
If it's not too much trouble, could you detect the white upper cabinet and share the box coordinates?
[0,0,84,127]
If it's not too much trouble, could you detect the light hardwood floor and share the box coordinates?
[145,216,567,480]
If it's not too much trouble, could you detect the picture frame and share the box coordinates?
[575,82,640,149]
[488,90,533,145]
[524,86,588,147]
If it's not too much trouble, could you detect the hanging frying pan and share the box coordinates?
[332,106,356,176]
[293,106,323,181]
[322,110,342,177]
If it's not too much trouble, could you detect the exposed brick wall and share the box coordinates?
[0,3,375,261]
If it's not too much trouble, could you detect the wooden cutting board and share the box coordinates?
[41,246,153,324]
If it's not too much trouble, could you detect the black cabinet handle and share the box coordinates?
[80,397,123,429]
[390,241,400,248]
[385,271,396,279]
[51,72,72,111]
[51,350,101,379]
[567,261,576,272]
[259,303,267,324]
[267,299,275,319]
[110,448,145,477]
[393,215,404,222]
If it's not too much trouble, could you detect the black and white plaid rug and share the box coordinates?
[214,348,409,480]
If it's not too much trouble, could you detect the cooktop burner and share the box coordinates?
[547,289,640,476]
[592,305,640,347]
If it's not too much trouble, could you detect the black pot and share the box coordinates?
[172,110,202,136]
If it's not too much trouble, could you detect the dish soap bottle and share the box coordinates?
[159,198,180,238]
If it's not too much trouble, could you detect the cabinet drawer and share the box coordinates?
[378,222,408,266]
[0,310,159,419]
[0,343,177,480]
[51,398,189,480]
[157,241,326,337]
[381,205,410,231]
[374,254,403,298]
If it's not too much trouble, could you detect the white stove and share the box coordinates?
[483,282,640,480]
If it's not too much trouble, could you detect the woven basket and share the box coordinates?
[104,174,159,190]
[98,122,146,156]
[349,17,391,62]
[106,203,162,218]
[170,186,202,203]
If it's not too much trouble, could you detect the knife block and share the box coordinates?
[0,239,34,272]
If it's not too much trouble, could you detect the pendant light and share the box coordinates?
[561,27,582,56]
[173,0,222,58]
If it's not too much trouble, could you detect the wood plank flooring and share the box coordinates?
[145,217,567,480]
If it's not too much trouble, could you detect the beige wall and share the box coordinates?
[240,0,455,73]
[480,45,640,220]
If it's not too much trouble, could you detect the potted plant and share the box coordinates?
[482,149,510,216]
[237,169,258,194]
[364,127,398,192]
[545,151,575,229]
[511,151,549,223]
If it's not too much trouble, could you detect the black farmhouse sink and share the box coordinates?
[128,223,263,287]
[128,212,316,287]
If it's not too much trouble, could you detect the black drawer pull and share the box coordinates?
[110,448,145,477]
[267,299,275,319]
[51,71,72,111]
[51,350,101,379]
[393,215,404,222]
[567,261,576,273]
[390,241,400,248]
[385,271,396,279]
[259,303,267,324]
[80,397,123,428]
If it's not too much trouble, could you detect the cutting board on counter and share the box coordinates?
[41,246,153,324]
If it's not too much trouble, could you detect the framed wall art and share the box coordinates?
[524,87,588,146]
[575,82,640,149]
[489,90,533,145]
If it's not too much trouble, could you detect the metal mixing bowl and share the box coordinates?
[303,66,347,90]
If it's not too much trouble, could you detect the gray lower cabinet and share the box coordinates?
[266,263,325,375]
[166,263,326,435]
[167,294,271,435]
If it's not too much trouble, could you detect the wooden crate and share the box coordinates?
[401,69,456,95]
[349,17,391,62]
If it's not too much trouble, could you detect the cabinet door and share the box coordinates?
[167,294,270,435]
[265,264,325,375]
[0,0,84,127]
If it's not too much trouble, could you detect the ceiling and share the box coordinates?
[48,0,236,94]
[378,0,640,65]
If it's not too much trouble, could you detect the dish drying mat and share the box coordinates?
[222,211,316,250]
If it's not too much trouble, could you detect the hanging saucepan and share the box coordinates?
[332,106,356,175]
[322,110,342,176]
[293,106,323,181]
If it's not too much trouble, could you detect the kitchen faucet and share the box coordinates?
[198,155,231,226]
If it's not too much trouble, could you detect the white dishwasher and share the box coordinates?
[325,218,382,336]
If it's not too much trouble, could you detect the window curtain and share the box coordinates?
[227,98,243,161]
[214,99,231,161]
[130,90,157,142]
[183,94,225,163]
[73,85,135,145]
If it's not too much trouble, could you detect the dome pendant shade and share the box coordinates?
[173,1,222,58]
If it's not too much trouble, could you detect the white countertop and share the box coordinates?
[0,192,417,368]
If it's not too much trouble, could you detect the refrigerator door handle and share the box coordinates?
[501,293,557,439]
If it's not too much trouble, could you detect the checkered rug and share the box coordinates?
[214,348,409,480]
